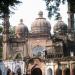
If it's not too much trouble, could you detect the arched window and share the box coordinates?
[32,46,44,57]
[56,68,62,75]
[64,68,70,75]
[31,68,42,75]
[0,69,2,75]
[47,68,52,75]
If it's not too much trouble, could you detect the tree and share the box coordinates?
[0,0,21,17]
[9,26,15,37]
[0,0,21,33]
[0,0,21,38]
[0,26,3,59]
[0,0,21,32]
[0,0,21,59]
[43,0,75,19]
[0,26,3,33]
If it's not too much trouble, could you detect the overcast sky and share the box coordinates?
[9,0,68,32]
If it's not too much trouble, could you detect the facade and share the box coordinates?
[2,11,75,75]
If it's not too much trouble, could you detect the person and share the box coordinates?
[7,69,11,75]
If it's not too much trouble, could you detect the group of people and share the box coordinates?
[7,68,21,75]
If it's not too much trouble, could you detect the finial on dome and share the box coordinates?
[20,19,23,23]
[38,11,43,18]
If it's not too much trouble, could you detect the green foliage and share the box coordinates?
[44,0,67,19]
[0,26,3,33]
[0,0,22,17]
[0,26,2,50]
[0,0,22,59]
[0,26,2,59]
[0,48,2,59]
[15,53,22,59]
[9,26,15,36]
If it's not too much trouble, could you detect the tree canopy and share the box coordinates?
[0,0,22,59]
[43,0,75,19]
[0,26,3,59]
[0,0,21,17]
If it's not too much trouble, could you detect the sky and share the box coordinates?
[9,0,68,32]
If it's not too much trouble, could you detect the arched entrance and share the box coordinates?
[47,68,52,75]
[56,69,62,75]
[64,68,70,75]
[31,68,42,75]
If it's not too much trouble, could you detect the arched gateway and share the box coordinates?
[31,68,42,75]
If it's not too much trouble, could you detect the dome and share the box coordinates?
[53,17,67,34]
[15,19,28,38]
[31,11,51,34]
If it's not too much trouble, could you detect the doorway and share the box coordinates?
[31,68,42,75]
[64,68,70,75]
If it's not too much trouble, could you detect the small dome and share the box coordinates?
[15,19,28,38]
[31,11,51,34]
[53,17,67,34]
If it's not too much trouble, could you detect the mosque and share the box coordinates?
[1,11,75,75]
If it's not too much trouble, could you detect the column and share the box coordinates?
[3,16,10,60]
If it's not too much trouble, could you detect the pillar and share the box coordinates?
[2,15,10,60]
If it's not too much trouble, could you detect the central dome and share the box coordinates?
[31,11,51,34]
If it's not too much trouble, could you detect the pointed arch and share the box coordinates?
[47,68,52,75]
[64,68,70,75]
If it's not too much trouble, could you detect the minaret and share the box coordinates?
[3,16,10,60]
